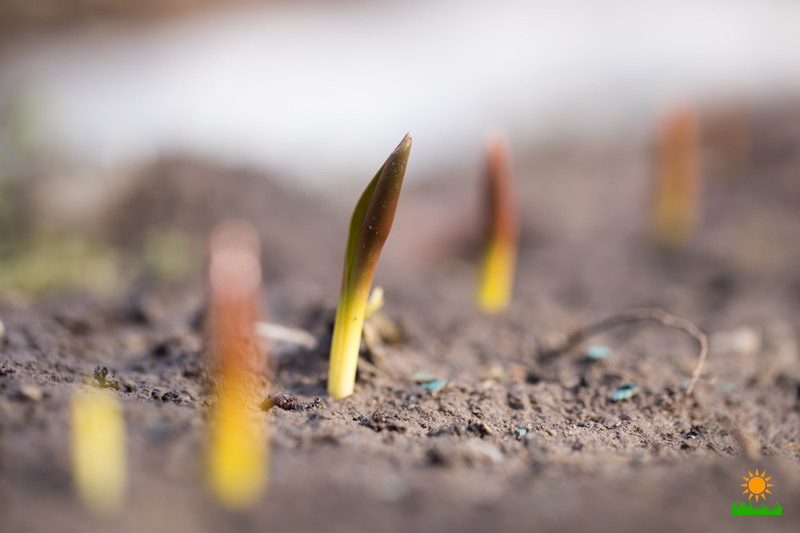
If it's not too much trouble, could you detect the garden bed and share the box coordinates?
[1,139,799,532]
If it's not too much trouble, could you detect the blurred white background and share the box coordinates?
[2,0,800,188]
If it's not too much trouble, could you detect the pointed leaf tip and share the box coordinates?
[395,133,412,153]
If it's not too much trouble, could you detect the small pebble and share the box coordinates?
[261,394,323,411]
[262,393,298,411]
[482,364,509,383]
[587,345,612,360]
[20,384,43,402]
[467,420,493,436]
[515,428,528,438]
[611,383,639,402]
[420,379,448,393]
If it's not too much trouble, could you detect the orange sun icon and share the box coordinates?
[741,469,773,502]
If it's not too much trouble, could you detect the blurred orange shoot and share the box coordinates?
[476,133,519,313]
[206,221,268,509]
[71,388,126,515]
[652,106,702,250]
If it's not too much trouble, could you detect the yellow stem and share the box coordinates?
[71,389,126,515]
[328,286,370,399]
[207,373,267,509]
[477,237,516,313]
[652,189,699,249]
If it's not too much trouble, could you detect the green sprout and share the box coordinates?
[328,134,412,399]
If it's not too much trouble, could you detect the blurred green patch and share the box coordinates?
[0,233,121,296]
[0,88,133,297]
[143,229,197,282]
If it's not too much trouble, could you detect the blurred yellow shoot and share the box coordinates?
[207,375,265,509]
[70,389,126,515]
[652,106,702,250]
[477,133,519,313]
[206,221,268,509]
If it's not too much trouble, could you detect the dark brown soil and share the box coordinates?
[2,133,800,532]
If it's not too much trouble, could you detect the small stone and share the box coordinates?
[611,383,639,402]
[420,379,448,393]
[266,393,298,411]
[19,384,43,402]
[264,394,325,411]
[482,364,508,383]
[586,345,612,360]
[515,428,528,438]
[467,420,493,437]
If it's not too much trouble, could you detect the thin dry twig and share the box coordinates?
[255,322,318,350]
[554,307,709,398]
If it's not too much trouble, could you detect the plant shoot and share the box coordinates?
[328,134,412,399]
[70,388,126,515]
[652,106,702,250]
[206,221,268,508]
[476,133,519,313]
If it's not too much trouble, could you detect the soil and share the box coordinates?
[2,124,800,532]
